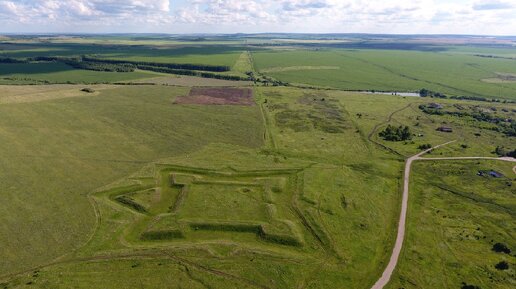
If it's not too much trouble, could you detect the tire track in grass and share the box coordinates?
[1,251,272,289]
[367,104,412,157]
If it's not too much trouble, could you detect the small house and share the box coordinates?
[437,126,453,133]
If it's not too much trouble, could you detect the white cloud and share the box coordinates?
[473,0,514,10]
[0,0,514,35]
[0,0,170,24]
[175,0,274,24]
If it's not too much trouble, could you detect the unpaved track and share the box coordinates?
[367,104,412,157]
[371,141,516,289]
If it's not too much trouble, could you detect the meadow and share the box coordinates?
[387,160,515,289]
[0,85,264,276]
[0,35,514,289]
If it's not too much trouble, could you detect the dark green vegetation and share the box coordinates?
[0,34,514,289]
[379,125,412,141]
[387,160,515,289]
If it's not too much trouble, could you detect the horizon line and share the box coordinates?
[0,32,515,38]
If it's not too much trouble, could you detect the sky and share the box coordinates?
[0,0,515,35]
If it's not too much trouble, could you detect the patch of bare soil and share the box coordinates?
[174,87,255,106]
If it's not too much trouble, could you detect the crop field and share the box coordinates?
[252,49,516,100]
[0,35,515,289]
[0,43,243,66]
[0,62,159,84]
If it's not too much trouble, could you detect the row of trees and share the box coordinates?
[0,55,288,83]
[82,56,230,72]
[65,59,136,72]
[0,57,26,63]
[137,65,248,81]
[419,88,514,104]
[2,55,249,81]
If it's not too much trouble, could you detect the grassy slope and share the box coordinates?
[1,87,406,289]
[387,160,515,289]
[1,86,514,289]
[0,85,265,276]
[252,49,516,99]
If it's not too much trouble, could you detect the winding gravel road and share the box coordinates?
[371,141,516,289]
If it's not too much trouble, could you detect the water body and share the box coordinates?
[360,91,421,97]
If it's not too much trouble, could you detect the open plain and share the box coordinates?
[0,34,514,289]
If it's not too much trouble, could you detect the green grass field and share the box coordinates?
[0,37,515,289]
[252,49,516,99]
[387,160,515,289]
[0,85,264,276]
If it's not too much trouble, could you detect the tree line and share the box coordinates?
[136,65,248,81]
[0,55,249,81]
[420,88,514,104]
[82,56,230,72]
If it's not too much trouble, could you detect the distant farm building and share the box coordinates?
[437,126,453,133]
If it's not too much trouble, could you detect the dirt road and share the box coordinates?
[371,142,516,289]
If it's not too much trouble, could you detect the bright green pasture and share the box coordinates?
[252,49,516,99]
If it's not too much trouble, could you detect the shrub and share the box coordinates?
[418,144,432,150]
[461,283,481,289]
[495,261,509,270]
[419,88,447,98]
[81,88,95,93]
[492,242,511,254]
